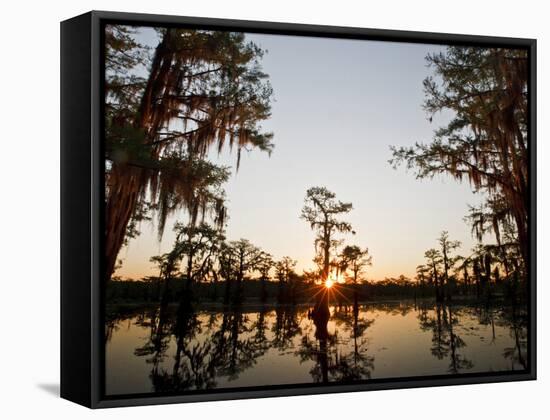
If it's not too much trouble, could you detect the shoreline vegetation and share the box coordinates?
[105,295,521,314]
[106,296,514,315]
[106,276,527,308]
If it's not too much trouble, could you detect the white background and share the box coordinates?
[0,0,547,418]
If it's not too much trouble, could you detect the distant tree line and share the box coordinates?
[415,231,524,304]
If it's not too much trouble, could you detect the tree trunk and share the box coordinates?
[224,279,232,304]
[260,276,267,303]
[313,286,330,326]
[322,227,330,281]
[353,272,359,308]
[234,260,244,304]
[442,248,450,301]
[105,32,173,281]
[105,165,143,279]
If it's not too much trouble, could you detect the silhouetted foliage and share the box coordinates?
[105,26,274,279]
[390,47,528,277]
[301,187,354,282]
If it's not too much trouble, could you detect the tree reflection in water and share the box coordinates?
[105,300,528,394]
[500,305,528,370]
[143,306,271,392]
[298,302,376,383]
[417,303,473,373]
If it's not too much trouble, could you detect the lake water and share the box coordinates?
[105,301,527,396]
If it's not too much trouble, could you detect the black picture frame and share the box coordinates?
[61,10,537,409]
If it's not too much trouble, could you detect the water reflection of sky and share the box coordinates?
[106,302,527,396]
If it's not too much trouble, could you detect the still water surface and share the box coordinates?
[105,301,527,395]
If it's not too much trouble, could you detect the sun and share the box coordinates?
[325,279,334,289]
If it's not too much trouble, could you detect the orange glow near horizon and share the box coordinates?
[325,279,334,289]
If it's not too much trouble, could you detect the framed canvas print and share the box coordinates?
[60,11,536,408]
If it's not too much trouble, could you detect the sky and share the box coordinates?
[113,28,487,281]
